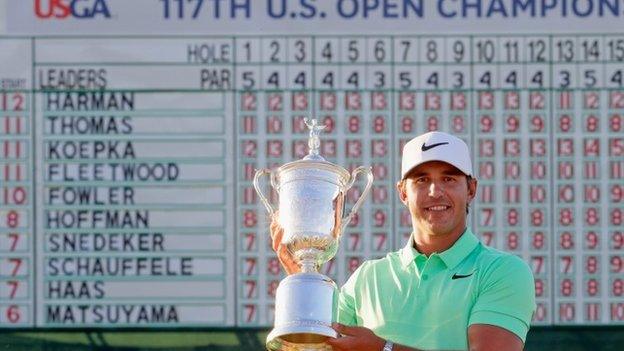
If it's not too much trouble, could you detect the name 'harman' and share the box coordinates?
[46,92,134,111]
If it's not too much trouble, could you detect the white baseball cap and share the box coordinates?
[401,131,473,179]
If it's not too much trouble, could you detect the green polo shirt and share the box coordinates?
[337,229,535,350]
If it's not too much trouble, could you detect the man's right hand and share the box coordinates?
[269,213,300,275]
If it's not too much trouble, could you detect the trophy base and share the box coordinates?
[266,325,336,350]
[266,273,338,351]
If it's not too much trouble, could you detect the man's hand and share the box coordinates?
[269,213,300,275]
[326,323,385,351]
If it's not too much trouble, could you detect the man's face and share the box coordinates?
[397,161,477,237]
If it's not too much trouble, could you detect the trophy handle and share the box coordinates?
[253,168,276,216]
[341,166,374,232]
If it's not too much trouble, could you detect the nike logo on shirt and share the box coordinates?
[421,142,449,151]
[451,272,475,280]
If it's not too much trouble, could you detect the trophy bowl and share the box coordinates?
[254,119,373,351]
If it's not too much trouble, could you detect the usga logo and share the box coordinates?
[34,0,112,19]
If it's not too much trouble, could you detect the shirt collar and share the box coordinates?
[399,228,480,270]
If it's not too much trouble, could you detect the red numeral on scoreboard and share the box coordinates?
[560,279,574,297]
[587,279,599,296]
[244,304,256,323]
[532,232,545,250]
[585,115,599,132]
[6,305,20,323]
[585,231,599,249]
[244,280,257,298]
[372,115,386,133]
[560,232,575,249]
[373,210,386,227]
[559,303,575,321]
[613,232,624,249]
[535,279,544,297]
[611,256,624,273]
[613,279,623,297]
[506,115,520,132]
[267,258,280,276]
[533,303,548,322]
[9,258,22,276]
[585,208,600,226]
[610,114,622,132]
[401,116,414,133]
[559,208,574,226]
[451,115,465,133]
[506,232,518,250]
[8,233,20,251]
[560,256,573,274]
[267,280,279,298]
[348,257,361,274]
[7,280,19,299]
[481,232,494,246]
[244,258,257,275]
[480,115,493,132]
[611,303,624,321]
[532,256,545,274]
[242,210,257,228]
[585,256,598,274]
[3,187,27,205]
[531,209,544,226]
[531,115,545,132]
[559,114,572,132]
[612,209,623,225]
[373,232,387,251]
[6,210,19,228]
[507,209,519,226]
[348,232,361,251]
[1,93,24,111]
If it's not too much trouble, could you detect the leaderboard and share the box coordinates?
[0,35,622,328]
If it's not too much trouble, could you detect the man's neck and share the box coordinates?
[412,227,466,256]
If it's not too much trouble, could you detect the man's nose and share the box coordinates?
[428,181,443,197]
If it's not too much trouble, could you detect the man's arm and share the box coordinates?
[468,324,524,351]
[328,323,524,351]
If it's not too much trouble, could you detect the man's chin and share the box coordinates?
[423,223,453,236]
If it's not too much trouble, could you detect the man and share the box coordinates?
[271,131,536,351]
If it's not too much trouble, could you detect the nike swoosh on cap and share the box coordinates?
[421,142,449,151]
[451,272,475,280]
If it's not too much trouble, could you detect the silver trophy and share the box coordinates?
[254,118,373,350]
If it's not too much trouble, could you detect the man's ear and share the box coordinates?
[467,177,478,202]
[396,180,408,204]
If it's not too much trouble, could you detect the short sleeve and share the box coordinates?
[468,255,536,342]
[336,262,367,326]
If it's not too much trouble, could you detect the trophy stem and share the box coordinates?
[299,259,318,273]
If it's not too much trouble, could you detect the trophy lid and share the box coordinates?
[275,118,350,184]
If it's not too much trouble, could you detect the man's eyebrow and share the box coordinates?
[407,171,427,178]
[442,169,464,176]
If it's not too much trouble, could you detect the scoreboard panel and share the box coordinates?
[0,1,623,328]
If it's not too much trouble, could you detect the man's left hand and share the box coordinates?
[326,323,386,351]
